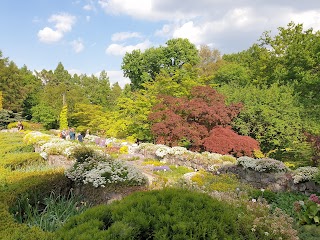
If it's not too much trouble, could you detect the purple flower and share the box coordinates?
[153,166,171,172]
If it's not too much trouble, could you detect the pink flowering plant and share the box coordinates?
[294,194,320,225]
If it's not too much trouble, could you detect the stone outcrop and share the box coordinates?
[220,165,320,194]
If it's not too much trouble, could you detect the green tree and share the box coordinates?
[59,105,68,130]
[31,103,58,129]
[69,103,108,134]
[121,38,199,90]
[213,62,250,87]
[218,83,309,161]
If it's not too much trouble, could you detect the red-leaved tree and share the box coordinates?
[149,86,258,154]
[203,126,260,157]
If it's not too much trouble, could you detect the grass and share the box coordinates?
[11,190,89,232]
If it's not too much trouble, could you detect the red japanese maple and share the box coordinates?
[149,86,259,155]
[203,126,260,157]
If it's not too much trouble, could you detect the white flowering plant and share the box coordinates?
[237,157,288,173]
[65,156,147,188]
[292,166,319,184]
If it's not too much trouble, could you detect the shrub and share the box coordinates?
[57,188,298,240]
[293,166,319,184]
[294,194,320,226]
[203,126,260,157]
[237,156,288,173]
[2,152,44,170]
[71,145,96,163]
[65,157,147,188]
[119,145,128,154]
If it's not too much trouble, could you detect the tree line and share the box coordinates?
[1,22,319,165]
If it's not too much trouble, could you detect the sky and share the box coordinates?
[1,0,320,87]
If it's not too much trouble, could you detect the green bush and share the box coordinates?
[2,152,43,170]
[249,190,307,218]
[57,188,296,240]
[298,225,320,240]
[71,145,95,163]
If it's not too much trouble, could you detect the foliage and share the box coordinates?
[122,38,199,90]
[0,109,23,129]
[305,133,320,166]
[69,103,108,134]
[191,172,247,192]
[203,126,260,157]
[31,103,58,130]
[298,225,320,240]
[57,188,298,240]
[294,194,320,225]
[59,105,68,130]
[0,90,2,110]
[237,156,288,173]
[219,83,307,159]
[0,52,41,114]
[12,190,89,232]
[65,154,147,188]
[249,190,307,219]
[2,152,43,170]
[214,62,250,86]
[292,166,319,184]
[71,145,96,163]
[149,86,243,151]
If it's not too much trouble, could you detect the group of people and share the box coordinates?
[60,128,85,142]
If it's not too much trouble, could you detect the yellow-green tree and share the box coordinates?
[59,105,68,130]
[0,91,3,110]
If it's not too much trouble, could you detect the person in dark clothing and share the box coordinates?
[77,133,83,142]
[69,128,76,140]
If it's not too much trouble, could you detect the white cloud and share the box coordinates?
[48,13,76,33]
[37,27,63,43]
[98,0,191,21]
[83,4,93,11]
[38,13,76,43]
[106,40,151,56]
[172,21,204,46]
[289,10,320,31]
[107,70,131,87]
[111,32,142,42]
[71,39,84,53]
[86,15,91,22]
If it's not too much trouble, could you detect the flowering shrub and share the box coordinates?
[292,166,319,184]
[237,156,288,173]
[254,158,287,173]
[137,142,236,170]
[40,139,79,157]
[237,156,257,170]
[65,157,147,188]
[294,194,320,225]
[119,145,128,154]
[155,145,171,158]
[23,131,52,145]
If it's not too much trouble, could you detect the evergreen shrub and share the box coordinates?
[57,188,297,240]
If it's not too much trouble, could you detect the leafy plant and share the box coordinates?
[12,190,89,232]
[71,145,95,163]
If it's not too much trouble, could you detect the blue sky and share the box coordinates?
[1,0,320,87]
